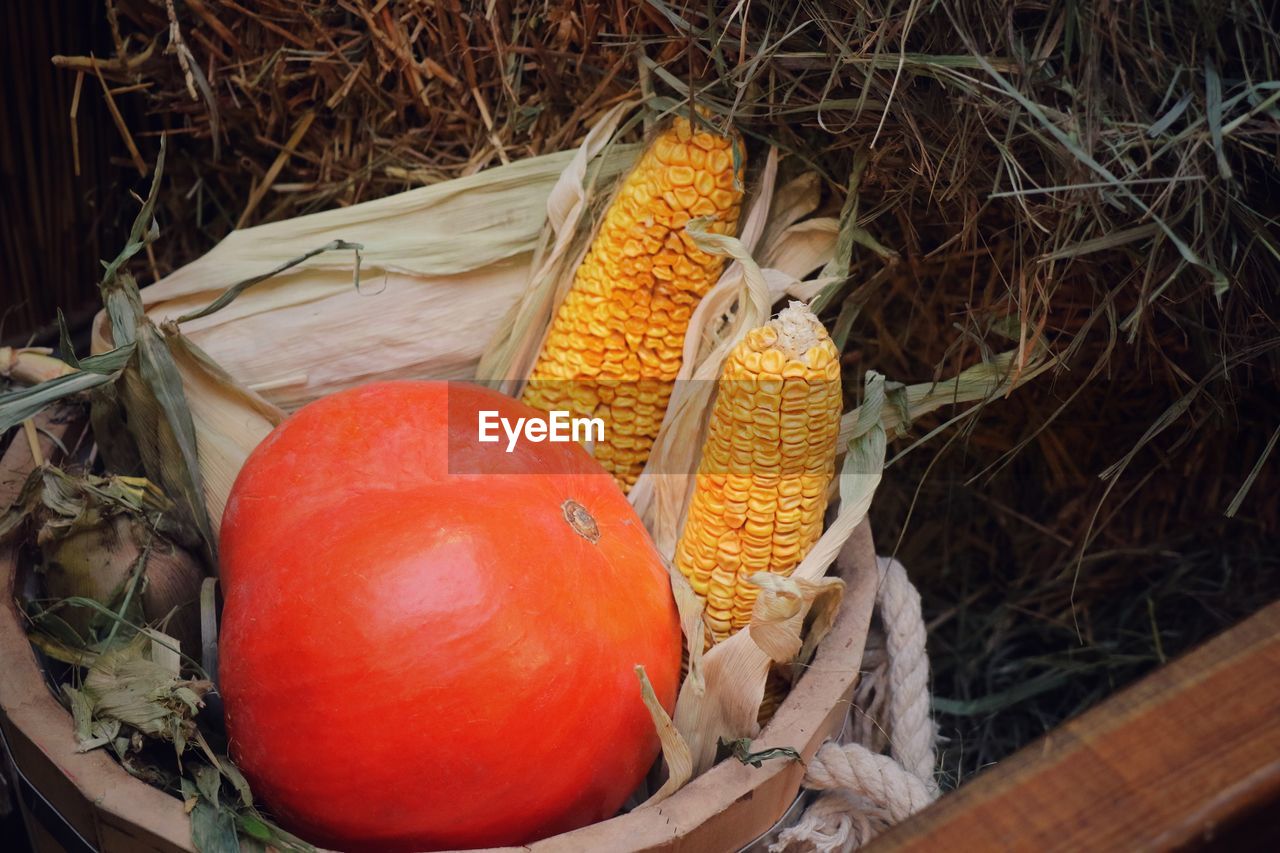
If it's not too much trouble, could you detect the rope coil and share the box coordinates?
[772,557,938,851]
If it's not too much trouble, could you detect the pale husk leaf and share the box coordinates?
[99,263,536,410]
[666,558,709,698]
[671,626,770,776]
[147,148,631,297]
[669,567,850,776]
[94,146,640,411]
[759,219,842,302]
[738,171,837,301]
[746,574,846,663]
[145,627,183,677]
[634,665,693,807]
[162,332,286,537]
[758,173,824,252]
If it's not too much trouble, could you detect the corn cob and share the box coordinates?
[674,302,842,645]
[522,116,745,491]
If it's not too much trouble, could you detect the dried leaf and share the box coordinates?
[0,469,46,542]
[219,760,254,809]
[794,580,846,671]
[811,150,878,313]
[758,173,823,252]
[80,634,212,744]
[836,346,1058,447]
[28,630,99,666]
[747,574,845,663]
[78,718,122,753]
[126,312,215,560]
[82,146,218,563]
[194,763,222,806]
[671,625,771,775]
[665,559,707,695]
[670,541,860,775]
[176,241,364,324]
[634,665,692,806]
[191,799,239,853]
[62,684,94,743]
[146,627,182,676]
[720,737,802,768]
[0,345,135,433]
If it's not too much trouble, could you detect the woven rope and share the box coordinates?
[771,557,937,851]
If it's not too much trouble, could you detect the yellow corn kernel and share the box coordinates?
[523,116,745,492]
[674,302,843,646]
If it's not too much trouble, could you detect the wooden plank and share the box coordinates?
[871,599,1280,851]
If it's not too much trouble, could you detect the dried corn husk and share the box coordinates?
[672,569,848,774]
[837,344,1059,447]
[64,632,212,755]
[94,142,642,410]
[634,664,693,805]
[93,271,217,562]
[162,331,285,536]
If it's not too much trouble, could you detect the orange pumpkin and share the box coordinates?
[218,381,682,851]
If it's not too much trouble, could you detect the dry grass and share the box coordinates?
[10,0,1280,783]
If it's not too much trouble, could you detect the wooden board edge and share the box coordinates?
[869,598,1280,852]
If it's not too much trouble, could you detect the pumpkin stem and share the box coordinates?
[561,500,600,544]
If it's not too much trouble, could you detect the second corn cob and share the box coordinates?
[522,115,745,492]
[674,302,843,645]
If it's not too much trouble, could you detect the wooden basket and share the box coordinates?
[0,407,878,853]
